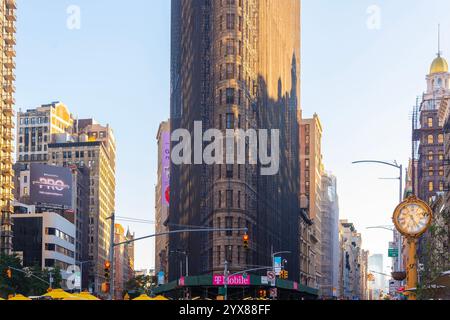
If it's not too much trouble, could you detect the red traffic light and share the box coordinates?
[243,234,249,249]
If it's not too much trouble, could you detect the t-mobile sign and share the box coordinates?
[213,275,251,286]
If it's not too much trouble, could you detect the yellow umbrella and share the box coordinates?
[8,294,32,301]
[133,294,153,300]
[151,295,169,300]
[74,292,100,300]
[63,295,87,301]
[42,289,78,300]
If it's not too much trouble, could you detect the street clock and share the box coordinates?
[392,195,433,238]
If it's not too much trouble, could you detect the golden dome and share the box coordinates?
[430,54,449,74]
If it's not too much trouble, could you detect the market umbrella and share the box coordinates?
[151,295,169,300]
[133,294,153,301]
[74,292,100,300]
[63,295,87,301]
[8,294,32,301]
[42,289,78,300]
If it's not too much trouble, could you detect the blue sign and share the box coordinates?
[158,271,165,285]
[274,257,282,275]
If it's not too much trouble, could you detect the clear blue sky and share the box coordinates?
[15,0,450,272]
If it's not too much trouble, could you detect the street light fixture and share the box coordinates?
[352,160,404,273]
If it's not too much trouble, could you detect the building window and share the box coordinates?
[429,166,434,176]
[226,88,235,104]
[438,134,444,144]
[439,152,444,161]
[440,182,444,191]
[427,135,434,144]
[226,113,235,129]
[226,13,235,30]
[238,191,241,208]
[226,165,233,178]
[226,39,235,55]
[428,151,434,161]
[428,117,433,127]
[226,217,233,236]
[429,181,434,192]
[217,246,221,265]
[226,63,235,79]
[439,166,444,176]
[226,190,233,208]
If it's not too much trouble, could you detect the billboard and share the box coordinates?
[161,131,170,207]
[30,164,73,207]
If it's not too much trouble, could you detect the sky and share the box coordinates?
[14,0,450,273]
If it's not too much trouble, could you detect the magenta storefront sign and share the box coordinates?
[213,275,251,286]
[161,132,171,207]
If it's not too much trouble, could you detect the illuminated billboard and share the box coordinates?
[162,131,170,207]
[30,164,73,207]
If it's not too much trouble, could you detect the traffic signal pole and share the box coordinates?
[106,221,248,300]
[108,213,115,300]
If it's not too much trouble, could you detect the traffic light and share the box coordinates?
[243,234,249,249]
[101,282,110,294]
[258,289,267,298]
[5,268,12,279]
[104,260,111,281]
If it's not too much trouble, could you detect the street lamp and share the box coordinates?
[352,160,404,273]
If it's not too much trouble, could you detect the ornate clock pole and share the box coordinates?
[392,195,433,300]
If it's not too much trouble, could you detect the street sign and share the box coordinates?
[261,276,269,285]
[158,271,165,285]
[274,257,282,275]
[267,271,276,287]
[270,288,278,299]
[388,248,399,258]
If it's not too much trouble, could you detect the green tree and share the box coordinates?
[417,207,450,300]
[124,275,156,299]
[0,254,30,298]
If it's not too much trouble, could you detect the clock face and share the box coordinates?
[394,202,432,236]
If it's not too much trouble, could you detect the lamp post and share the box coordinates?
[352,160,404,273]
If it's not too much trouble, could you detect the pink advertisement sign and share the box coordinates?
[161,132,171,207]
[213,275,251,286]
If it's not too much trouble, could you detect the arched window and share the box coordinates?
[428,135,434,144]
[438,134,444,144]
[428,151,434,161]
